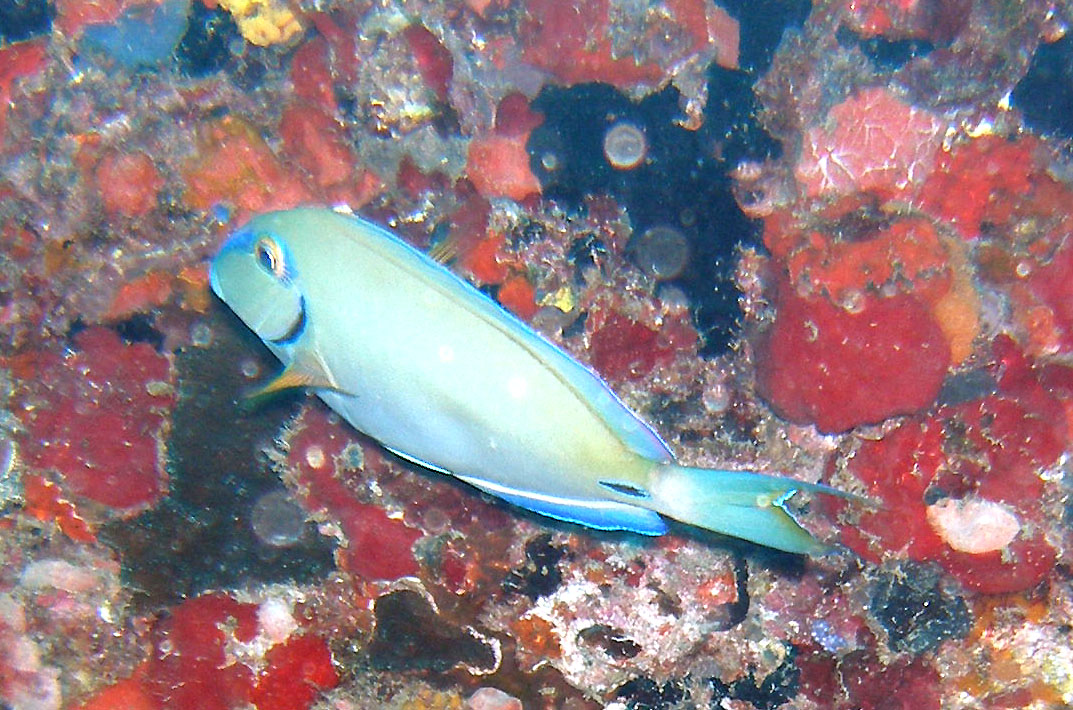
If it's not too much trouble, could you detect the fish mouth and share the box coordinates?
[208,254,226,302]
[210,230,258,299]
[268,295,307,346]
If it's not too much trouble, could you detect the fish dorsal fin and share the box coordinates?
[427,237,458,265]
[248,347,340,399]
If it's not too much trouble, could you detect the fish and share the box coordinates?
[210,207,854,555]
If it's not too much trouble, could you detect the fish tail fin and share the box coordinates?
[648,464,850,555]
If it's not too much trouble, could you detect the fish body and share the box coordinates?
[211,208,847,554]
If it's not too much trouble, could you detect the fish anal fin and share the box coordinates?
[457,475,668,535]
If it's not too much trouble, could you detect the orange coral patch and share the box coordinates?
[466,133,542,202]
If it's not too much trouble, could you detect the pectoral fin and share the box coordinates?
[247,347,341,399]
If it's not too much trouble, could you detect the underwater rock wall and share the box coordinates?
[1,0,1072,708]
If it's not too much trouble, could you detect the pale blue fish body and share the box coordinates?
[211,208,848,554]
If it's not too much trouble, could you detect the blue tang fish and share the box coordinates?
[211,208,852,554]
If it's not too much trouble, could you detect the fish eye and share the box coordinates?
[255,237,286,279]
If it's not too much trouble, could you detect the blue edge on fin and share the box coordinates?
[464,482,668,535]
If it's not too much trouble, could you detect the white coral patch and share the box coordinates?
[257,596,297,644]
[926,497,1021,554]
